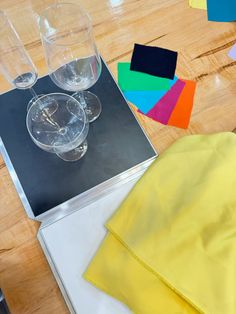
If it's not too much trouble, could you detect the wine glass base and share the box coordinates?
[72,91,102,123]
[27,94,44,111]
[56,140,88,162]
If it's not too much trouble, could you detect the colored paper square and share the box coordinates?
[130,43,178,80]
[118,63,171,91]
[189,0,207,10]
[124,76,178,114]
[168,80,197,129]
[144,79,186,125]
[207,0,236,22]
[228,44,236,61]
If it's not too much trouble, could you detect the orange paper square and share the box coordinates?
[168,80,196,129]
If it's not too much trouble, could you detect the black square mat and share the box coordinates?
[0,60,156,217]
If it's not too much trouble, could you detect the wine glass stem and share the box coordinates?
[29,87,61,129]
[29,87,38,100]
[77,91,87,110]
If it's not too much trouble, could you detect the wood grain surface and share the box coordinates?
[0,0,236,313]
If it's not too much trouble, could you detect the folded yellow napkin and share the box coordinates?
[84,133,236,314]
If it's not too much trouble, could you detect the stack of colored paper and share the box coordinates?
[118,44,196,129]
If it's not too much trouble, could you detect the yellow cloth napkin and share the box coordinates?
[84,133,236,314]
[189,0,207,10]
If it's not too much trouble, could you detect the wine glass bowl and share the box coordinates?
[26,93,89,161]
[0,10,40,109]
[39,2,102,123]
[0,10,38,88]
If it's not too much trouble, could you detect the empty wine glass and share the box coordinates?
[26,93,89,162]
[39,2,102,123]
[0,10,42,110]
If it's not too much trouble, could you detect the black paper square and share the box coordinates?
[130,43,178,80]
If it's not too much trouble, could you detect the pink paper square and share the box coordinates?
[143,79,186,124]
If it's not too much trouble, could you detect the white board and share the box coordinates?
[39,177,140,313]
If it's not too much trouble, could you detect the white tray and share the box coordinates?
[38,169,149,313]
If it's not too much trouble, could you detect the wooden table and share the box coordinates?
[0,0,236,313]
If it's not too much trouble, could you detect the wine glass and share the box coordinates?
[39,2,102,123]
[0,10,42,110]
[26,93,89,162]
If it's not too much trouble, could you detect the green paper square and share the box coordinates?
[118,62,171,91]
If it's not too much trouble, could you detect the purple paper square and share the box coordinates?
[228,44,236,61]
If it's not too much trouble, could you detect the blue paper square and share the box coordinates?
[207,0,236,22]
[124,76,178,114]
